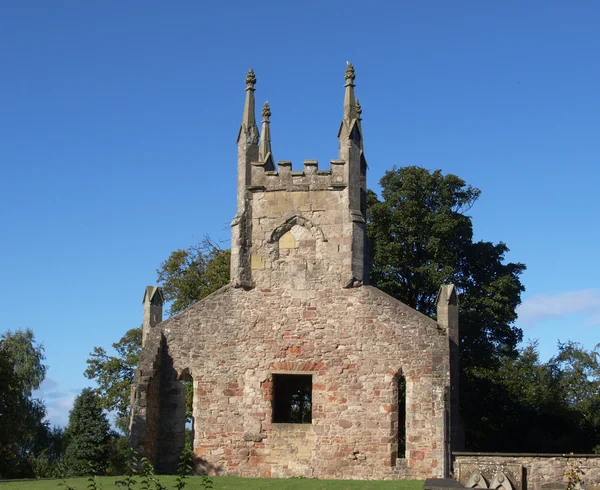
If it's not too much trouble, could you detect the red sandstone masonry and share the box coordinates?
[130,285,451,480]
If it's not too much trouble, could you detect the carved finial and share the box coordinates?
[345,62,356,83]
[262,101,271,120]
[356,99,362,119]
[245,68,256,88]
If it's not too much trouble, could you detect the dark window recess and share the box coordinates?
[272,374,312,423]
[398,375,406,456]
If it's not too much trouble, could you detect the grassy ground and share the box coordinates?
[0,475,424,490]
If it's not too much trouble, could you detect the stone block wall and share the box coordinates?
[454,453,600,490]
[129,65,457,481]
[245,187,355,291]
[129,284,452,480]
[232,164,367,291]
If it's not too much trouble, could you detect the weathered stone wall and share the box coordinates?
[246,187,355,291]
[130,284,451,479]
[128,329,162,463]
[454,453,600,490]
[129,65,456,481]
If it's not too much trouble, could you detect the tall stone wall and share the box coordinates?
[130,284,452,479]
[454,453,600,490]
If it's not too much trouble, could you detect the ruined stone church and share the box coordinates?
[129,64,460,480]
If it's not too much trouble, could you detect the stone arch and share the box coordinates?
[158,364,195,464]
[267,215,328,290]
[465,471,489,488]
[268,214,327,244]
[175,366,192,380]
[269,360,325,372]
[489,472,514,490]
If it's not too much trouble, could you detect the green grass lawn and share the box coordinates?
[0,476,424,490]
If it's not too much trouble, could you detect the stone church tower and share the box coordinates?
[230,63,367,291]
[129,65,459,480]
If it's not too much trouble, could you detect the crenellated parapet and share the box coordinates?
[249,159,347,192]
[232,64,369,289]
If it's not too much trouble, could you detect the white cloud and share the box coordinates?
[34,378,77,427]
[44,396,76,427]
[518,289,600,326]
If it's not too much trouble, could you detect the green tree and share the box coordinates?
[64,388,112,476]
[84,237,229,433]
[367,166,526,449]
[1,329,47,396]
[85,328,195,431]
[475,340,600,453]
[552,341,600,450]
[474,342,568,452]
[157,236,230,315]
[0,329,49,478]
[85,327,142,429]
[27,425,67,478]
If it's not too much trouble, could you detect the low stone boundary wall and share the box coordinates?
[453,452,600,490]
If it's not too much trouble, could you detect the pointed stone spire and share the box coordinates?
[259,101,274,170]
[343,62,358,121]
[232,68,260,284]
[237,68,259,145]
[338,62,362,144]
[336,62,366,286]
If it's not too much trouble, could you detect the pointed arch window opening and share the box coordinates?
[392,372,407,466]
[177,368,195,455]
[398,375,406,457]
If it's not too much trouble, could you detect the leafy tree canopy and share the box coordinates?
[0,329,50,478]
[367,166,526,450]
[85,327,195,431]
[85,327,142,422]
[367,166,525,371]
[157,236,230,316]
[85,237,229,431]
[64,388,112,476]
[1,328,47,396]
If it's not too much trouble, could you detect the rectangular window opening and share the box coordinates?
[272,374,312,424]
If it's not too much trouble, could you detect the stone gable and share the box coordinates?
[129,65,458,480]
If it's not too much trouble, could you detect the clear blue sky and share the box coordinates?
[1,1,599,427]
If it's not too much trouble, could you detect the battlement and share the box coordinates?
[232,64,368,288]
[249,159,347,192]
